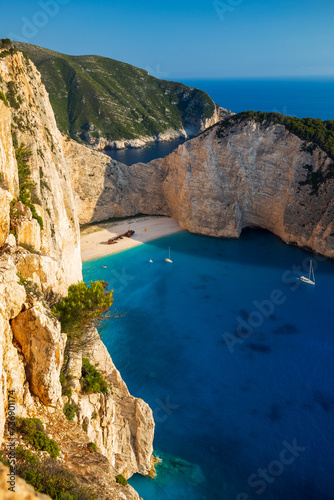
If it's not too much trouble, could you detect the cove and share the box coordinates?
[83,229,334,500]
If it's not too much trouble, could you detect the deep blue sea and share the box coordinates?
[83,229,334,500]
[105,78,334,165]
[181,78,334,121]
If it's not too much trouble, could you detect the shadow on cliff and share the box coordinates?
[89,158,334,274]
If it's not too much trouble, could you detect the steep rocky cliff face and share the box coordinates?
[68,117,334,258]
[0,49,81,290]
[0,46,154,499]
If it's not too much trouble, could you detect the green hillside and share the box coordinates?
[16,42,216,145]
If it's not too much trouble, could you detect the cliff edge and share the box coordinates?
[0,42,154,500]
[67,114,334,258]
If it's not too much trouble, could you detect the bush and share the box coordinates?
[12,141,44,229]
[60,371,72,398]
[87,442,97,453]
[16,418,59,459]
[11,130,18,148]
[16,446,95,500]
[17,273,43,300]
[0,91,8,106]
[28,431,59,459]
[80,358,109,395]
[16,143,34,205]
[0,451,9,466]
[63,402,78,421]
[6,81,20,109]
[29,204,44,229]
[115,474,128,486]
[52,281,113,350]
[16,446,39,466]
[19,242,39,254]
[0,39,12,48]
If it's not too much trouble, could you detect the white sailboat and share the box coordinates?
[165,247,173,263]
[300,260,315,285]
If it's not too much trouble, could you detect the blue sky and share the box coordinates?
[1,0,333,78]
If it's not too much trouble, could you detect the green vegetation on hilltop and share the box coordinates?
[217,111,334,161]
[215,111,334,196]
[0,38,18,59]
[15,42,216,145]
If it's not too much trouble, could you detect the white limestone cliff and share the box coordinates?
[0,46,155,500]
[66,118,334,259]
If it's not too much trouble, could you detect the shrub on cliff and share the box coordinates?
[0,39,12,49]
[80,357,110,395]
[6,81,20,109]
[87,442,97,453]
[16,446,95,500]
[53,281,113,352]
[115,474,128,486]
[17,272,43,299]
[63,401,78,421]
[60,370,73,398]
[0,91,8,106]
[16,418,60,459]
[11,141,44,229]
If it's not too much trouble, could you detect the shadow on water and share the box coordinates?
[143,227,334,275]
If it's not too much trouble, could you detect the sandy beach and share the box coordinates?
[80,216,183,262]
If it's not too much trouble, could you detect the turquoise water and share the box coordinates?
[83,230,334,500]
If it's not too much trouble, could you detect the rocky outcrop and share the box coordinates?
[0,260,154,498]
[0,191,12,247]
[11,304,65,406]
[66,329,155,479]
[67,117,334,258]
[64,138,168,224]
[0,50,82,290]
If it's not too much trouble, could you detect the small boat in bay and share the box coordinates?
[165,247,173,263]
[300,260,315,285]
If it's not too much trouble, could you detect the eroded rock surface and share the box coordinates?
[67,118,334,258]
[0,47,155,500]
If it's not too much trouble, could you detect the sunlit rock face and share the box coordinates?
[0,48,155,500]
[68,118,334,258]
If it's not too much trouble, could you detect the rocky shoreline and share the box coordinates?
[82,105,231,151]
